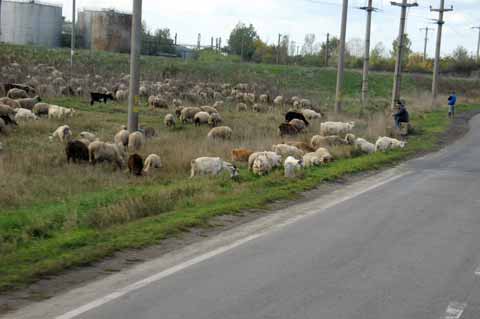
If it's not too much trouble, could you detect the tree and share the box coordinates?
[302,33,316,55]
[347,38,364,58]
[390,33,412,66]
[452,46,469,63]
[141,22,175,56]
[228,22,259,61]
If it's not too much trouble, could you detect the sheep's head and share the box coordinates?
[345,133,356,145]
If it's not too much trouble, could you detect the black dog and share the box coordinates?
[285,111,309,126]
[90,92,115,106]
[128,154,144,176]
[66,140,89,163]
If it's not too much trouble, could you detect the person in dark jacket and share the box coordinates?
[448,91,457,119]
[393,100,409,129]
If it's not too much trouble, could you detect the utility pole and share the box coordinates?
[420,26,432,60]
[174,33,177,46]
[219,37,222,51]
[334,0,348,113]
[127,0,142,133]
[197,33,201,49]
[211,37,214,49]
[431,0,453,106]
[0,0,3,40]
[359,0,377,106]
[325,33,330,66]
[240,35,245,61]
[277,33,282,64]
[390,0,418,110]
[472,26,480,62]
[70,0,76,75]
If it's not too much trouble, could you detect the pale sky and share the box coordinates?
[56,0,479,57]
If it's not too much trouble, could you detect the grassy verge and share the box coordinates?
[0,105,477,292]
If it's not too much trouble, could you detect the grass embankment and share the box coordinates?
[0,105,476,291]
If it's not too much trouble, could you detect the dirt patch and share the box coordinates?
[0,110,478,315]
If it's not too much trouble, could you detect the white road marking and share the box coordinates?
[49,171,407,318]
[444,302,467,319]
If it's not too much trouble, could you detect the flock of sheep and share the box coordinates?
[0,61,408,181]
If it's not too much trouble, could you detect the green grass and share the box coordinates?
[0,104,477,291]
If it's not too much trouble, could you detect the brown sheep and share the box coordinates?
[231,148,254,162]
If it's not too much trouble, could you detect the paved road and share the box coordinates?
[6,116,480,319]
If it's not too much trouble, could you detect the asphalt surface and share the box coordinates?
[6,115,480,319]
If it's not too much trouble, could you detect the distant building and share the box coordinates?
[0,0,63,47]
[78,8,132,53]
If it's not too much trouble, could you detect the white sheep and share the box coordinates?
[303,148,333,167]
[259,94,269,104]
[248,151,282,171]
[15,108,38,122]
[7,88,28,99]
[88,141,126,168]
[375,137,406,152]
[128,131,145,153]
[116,89,128,101]
[16,96,41,110]
[143,154,162,174]
[208,112,223,127]
[79,131,97,142]
[284,156,303,178]
[354,138,376,154]
[213,101,224,111]
[302,109,322,120]
[114,128,130,147]
[164,114,176,128]
[273,96,284,107]
[200,105,218,114]
[194,111,210,126]
[180,107,202,123]
[311,135,345,149]
[208,126,233,140]
[272,144,304,160]
[51,125,72,143]
[320,121,355,137]
[48,105,75,119]
[314,147,334,163]
[190,157,238,178]
[344,133,356,145]
[252,154,273,176]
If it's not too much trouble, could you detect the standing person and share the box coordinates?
[393,99,409,129]
[448,91,457,119]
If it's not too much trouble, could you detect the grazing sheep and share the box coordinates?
[344,133,356,145]
[208,112,223,127]
[236,102,248,112]
[190,157,239,179]
[14,108,37,122]
[0,104,16,126]
[200,105,218,114]
[213,101,224,111]
[194,111,210,126]
[172,99,183,107]
[148,95,168,109]
[32,103,50,117]
[164,113,176,128]
[0,97,20,109]
[180,107,202,123]
[252,103,267,113]
[51,125,73,143]
[279,123,299,137]
[303,148,333,167]
[311,135,345,149]
[252,154,273,176]
[320,121,355,137]
[272,144,304,160]
[7,88,28,99]
[375,137,406,152]
[244,93,255,105]
[274,96,284,107]
[128,154,144,176]
[248,151,283,171]
[285,141,315,153]
[79,131,97,142]
[88,141,126,168]
[284,156,304,178]
[142,127,156,138]
[128,131,145,153]
[90,92,114,105]
[208,126,233,140]
[116,89,128,101]
[314,147,334,163]
[114,128,130,147]
[302,109,322,120]
[259,94,269,104]
[354,138,376,154]
[289,119,307,132]
[66,140,89,163]
[231,148,254,162]
[48,105,75,119]
[18,96,41,110]
[143,154,162,174]
[285,111,309,126]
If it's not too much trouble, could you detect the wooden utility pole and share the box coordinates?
[174,33,177,46]
[360,0,377,106]
[472,26,480,62]
[325,33,330,66]
[70,0,76,73]
[390,0,418,110]
[420,26,432,60]
[431,0,453,106]
[334,0,349,113]
[197,33,201,49]
[211,37,214,49]
[127,0,142,132]
[277,33,282,64]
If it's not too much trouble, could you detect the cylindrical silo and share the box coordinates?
[0,0,63,47]
[78,9,132,54]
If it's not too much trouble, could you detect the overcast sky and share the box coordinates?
[57,0,479,57]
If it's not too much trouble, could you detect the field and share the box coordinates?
[0,44,479,291]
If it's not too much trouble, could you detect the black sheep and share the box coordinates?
[279,123,299,137]
[285,111,309,126]
[128,154,144,176]
[66,140,89,163]
[90,92,115,106]
[0,115,17,127]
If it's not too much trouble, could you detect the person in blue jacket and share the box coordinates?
[393,99,409,129]
[448,91,457,119]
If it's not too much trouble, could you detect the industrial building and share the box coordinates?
[0,0,63,47]
[78,9,132,53]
